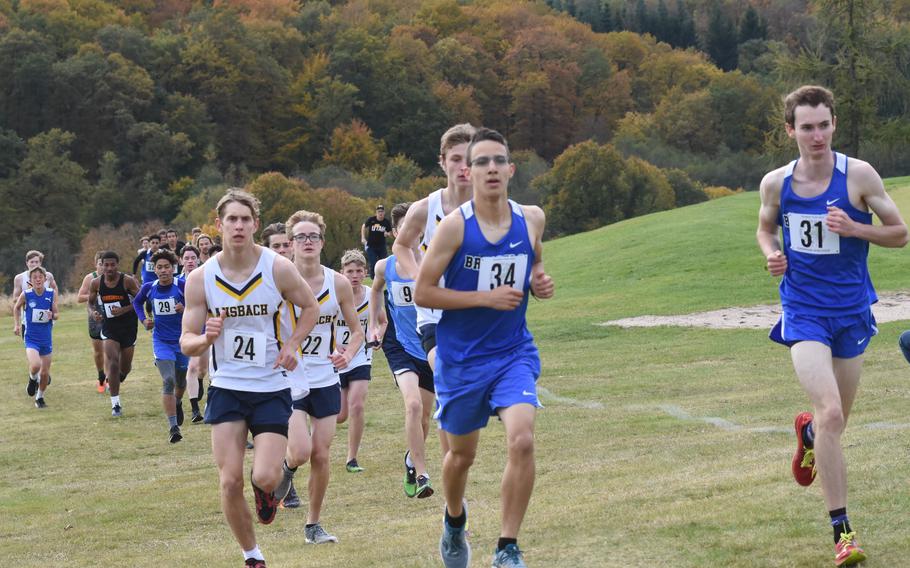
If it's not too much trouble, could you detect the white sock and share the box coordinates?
[29,371,38,381]
[242,545,264,561]
[111,395,121,407]
[36,389,45,399]
[405,452,415,468]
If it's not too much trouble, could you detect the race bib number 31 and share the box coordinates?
[787,213,840,255]
[476,254,528,291]
[226,330,266,367]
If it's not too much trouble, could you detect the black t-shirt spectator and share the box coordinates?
[364,217,392,250]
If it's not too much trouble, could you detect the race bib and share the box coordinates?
[145,260,155,272]
[226,330,266,367]
[476,254,528,291]
[301,332,329,358]
[390,281,415,307]
[787,213,840,255]
[103,302,120,318]
[31,309,51,323]
[154,297,177,316]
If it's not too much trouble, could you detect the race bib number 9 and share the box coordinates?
[787,213,840,255]
[154,298,176,315]
[31,309,51,323]
[226,330,266,367]
[390,281,414,307]
[476,255,528,291]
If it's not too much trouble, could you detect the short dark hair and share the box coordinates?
[391,202,410,229]
[260,222,287,245]
[166,228,177,236]
[180,244,200,258]
[101,250,120,263]
[208,244,223,255]
[466,127,510,164]
[151,249,178,266]
[149,234,161,242]
[784,85,835,127]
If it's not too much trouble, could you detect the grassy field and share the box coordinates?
[2,181,910,567]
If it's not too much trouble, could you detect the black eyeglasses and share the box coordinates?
[469,155,509,167]
[292,233,323,243]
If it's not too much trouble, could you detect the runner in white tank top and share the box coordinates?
[274,210,363,544]
[180,190,319,566]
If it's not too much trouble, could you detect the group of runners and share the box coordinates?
[8,85,907,567]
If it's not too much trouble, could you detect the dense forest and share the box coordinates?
[1,0,908,290]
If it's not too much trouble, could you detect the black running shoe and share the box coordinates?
[47,374,51,385]
[244,559,266,568]
[176,400,184,426]
[251,473,278,524]
[112,404,122,418]
[35,398,47,409]
[26,376,37,397]
[169,425,182,443]
[416,474,434,498]
[246,440,254,450]
[282,483,301,508]
[191,410,204,423]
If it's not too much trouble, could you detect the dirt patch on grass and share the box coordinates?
[600,291,910,330]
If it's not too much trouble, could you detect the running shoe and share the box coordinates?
[304,523,338,544]
[176,400,184,426]
[169,425,182,444]
[112,404,122,418]
[416,474,434,499]
[47,374,51,385]
[439,517,470,568]
[251,473,278,525]
[246,440,254,450]
[35,398,47,409]
[26,376,37,397]
[834,531,866,566]
[273,461,295,504]
[492,544,527,568]
[404,451,417,498]
[191,410,204,423]
[97,381,106,394]
[792,411,816,486]
[244,559,266,568]
[281,483,300,509]
[346,459,364,473]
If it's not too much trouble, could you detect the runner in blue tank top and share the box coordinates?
[757,86,908,567]
[133,249,189,444]
[416,128,554,568]
[13,266,59,409]
[372,202,439,499]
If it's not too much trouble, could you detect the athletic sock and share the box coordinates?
[198,378,204,395]
[497,538,517,552]
[36,389,45,399]
[29,371,38,381]
[190,397,200,412]
[803,421,815,449]
[111,395,121,407]
[305,523,317,529]
[285,459,298,473]
[829,508,851,543]
[97,370,105,383]
[120,373,127,383]
[242,545,264,561]
[168,415,178,428]
[405,452,415,468]
[445,507,467,528]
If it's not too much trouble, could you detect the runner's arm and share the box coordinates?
[180,268,220,357]
[273,256,319,352]
[524,206,554,300]
[369,259,387,333]
[391,198,428,280]
[833,161,909,248]
[12,292,25,332]
[132,283,151,322]
[331,274,364,368]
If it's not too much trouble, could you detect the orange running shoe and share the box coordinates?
[792,411,816,486]
[834,531,866,566]
[97,380,106,393]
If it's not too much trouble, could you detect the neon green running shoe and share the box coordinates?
[403,451,417,497]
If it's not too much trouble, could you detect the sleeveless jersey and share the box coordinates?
[436,200,535,364]
[24,287,54,342]
[18,269,54,332]
[416,188,446,328]
[135,279,186,343]
[335,284,372,372]
[99,274,138,324]
[777,152,876,316]
[302,266,341,389]
[276,296,308,401]
[384,255,425,360]
[203,248,288,392]
[141,249,157,284]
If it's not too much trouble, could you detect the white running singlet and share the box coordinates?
[335,284,372,373]
[416,189,446,328]
[302,266,341,389]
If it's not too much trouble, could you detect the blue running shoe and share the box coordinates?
[492,543,527,567]
[439,517,470,568]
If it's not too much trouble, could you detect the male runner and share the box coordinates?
[273,210,363,544]
[260,223,292,259]
[12,250,58,337]
[372,202,437,498]
[416,128,554,568]
[757,86,908,567]
[78,252,107,392]
[181,189,318,568]
[137,234,162,284]
[133,249,188,443]
[89,251,141,418]
[13,266,59,408]
[195,234,214,263]
[179,245,207,423]
[335,249,383,473]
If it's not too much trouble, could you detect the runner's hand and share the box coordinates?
[204,314,225,344]
[487,286,523,310]
[275,344,299,371]
[766,250,787,276]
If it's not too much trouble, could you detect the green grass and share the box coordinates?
[2,179,910,567]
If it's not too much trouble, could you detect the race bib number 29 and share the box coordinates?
[787,213,840,255]
[476,255,528,291]
[154,298,176,315]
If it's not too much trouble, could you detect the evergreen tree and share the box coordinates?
[675,0,698,48]
[600,1,615,32]
[635,0,650,33]
[739,5,768,43]
[705,3,739,70]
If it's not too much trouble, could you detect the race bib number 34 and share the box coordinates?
[787,213,840,255]
[476,254,528,291]
[226,330,266,367]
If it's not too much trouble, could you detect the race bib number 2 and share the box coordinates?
[226,330,265,367]
[31,309,51,323]
[476,254,528,291]
[787,213,840,255]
